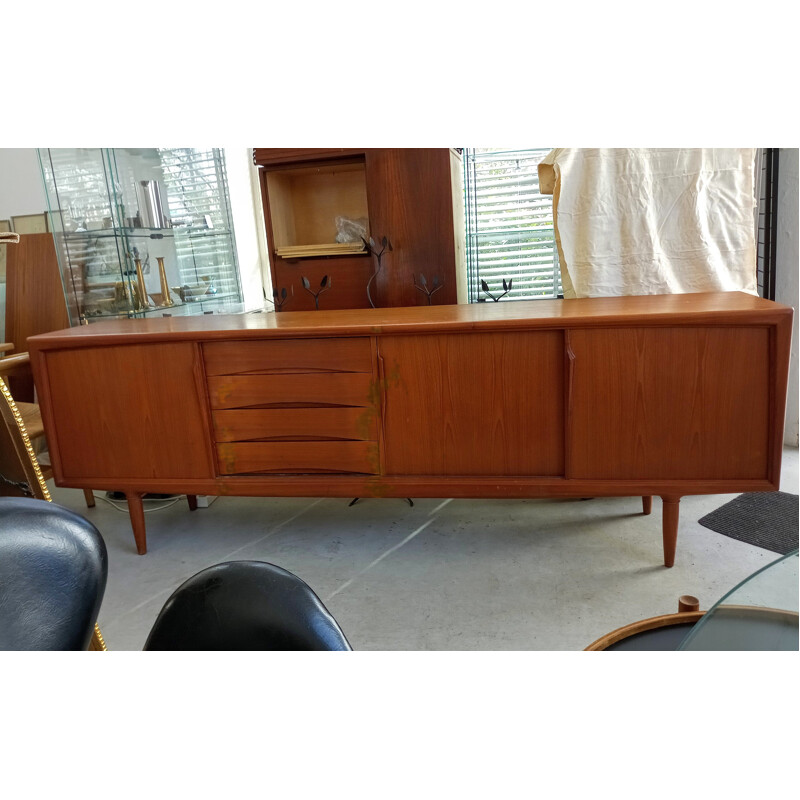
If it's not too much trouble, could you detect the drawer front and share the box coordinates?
[208,373,374,410]
[217,441,379,475]
[212,407,378,442]
[204,337,372,376]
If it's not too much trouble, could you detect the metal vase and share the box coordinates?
[135,259,151,309]
[136,180,166,229]
[157,257,174,307]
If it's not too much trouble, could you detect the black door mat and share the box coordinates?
[698,492,799,555]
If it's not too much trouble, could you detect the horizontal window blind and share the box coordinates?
[755,147,779,301]
[159,148,242,301]
[463,148,561,302]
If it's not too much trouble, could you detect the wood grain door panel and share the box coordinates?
[567,327,771,480]
[42,343,214,480]
[380,331,565,476]
[365,149,458,308]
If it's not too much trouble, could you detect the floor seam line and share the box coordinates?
[216,498,326,562]
[102,498,326,628]
[324,517,436,602]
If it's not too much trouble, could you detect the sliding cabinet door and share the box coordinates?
[567,327,770,480]
[380,331,565,476]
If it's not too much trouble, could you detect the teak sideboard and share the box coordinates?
[28,292,793,565]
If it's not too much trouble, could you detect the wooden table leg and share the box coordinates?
[126,491,147,555]
[186,494,198,511]
[83,489,96,508]
[642,495,652,515]
[660,495,681,568]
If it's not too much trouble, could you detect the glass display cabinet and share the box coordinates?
[38,148,243,325]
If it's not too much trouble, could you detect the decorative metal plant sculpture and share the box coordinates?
[362,235,392,309]
[413,273,444,305]
[478,278,512,302]
[272,286,292,311]
[301,275,331,310]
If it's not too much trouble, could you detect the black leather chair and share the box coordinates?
[0,497,108,651]
[144,561,352,651]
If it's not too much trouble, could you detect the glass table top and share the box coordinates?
[678,549,798,651]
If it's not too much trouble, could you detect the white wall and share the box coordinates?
[775,148,799,446]
[224,148,271,311]
[0,148,48,219]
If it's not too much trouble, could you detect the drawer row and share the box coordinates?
[203,337,379,476]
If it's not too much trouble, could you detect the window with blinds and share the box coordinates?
[755,147,779,300]
[463,148,560,303]
[159,148,242,302]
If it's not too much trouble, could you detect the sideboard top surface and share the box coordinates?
[27,292,793,350]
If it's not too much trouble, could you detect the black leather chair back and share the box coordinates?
[0,497,108,650]
[144,560,352,651]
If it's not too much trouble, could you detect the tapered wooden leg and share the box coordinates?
[660,495,681,568]
[642,495,652,515]
[126,491,147,555]
[83,489,96,508]
[186,494,198,511]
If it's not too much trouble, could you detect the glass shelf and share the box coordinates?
[81,292,243,321]
[62,227,232,241]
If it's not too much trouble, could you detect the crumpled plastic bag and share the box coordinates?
[335,216,369,243]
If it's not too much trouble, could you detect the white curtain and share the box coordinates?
[539,148,758,298]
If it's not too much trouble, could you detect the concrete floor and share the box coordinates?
[48,447,799,651]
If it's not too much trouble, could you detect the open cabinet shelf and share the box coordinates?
[265,160,369,251]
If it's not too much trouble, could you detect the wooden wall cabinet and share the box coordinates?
[29,292,792,567]
[254,148,466,311]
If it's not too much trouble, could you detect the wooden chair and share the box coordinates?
[0,375,106,650]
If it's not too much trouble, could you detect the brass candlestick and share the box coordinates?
[134,258,151,309]
[157,257,174,307]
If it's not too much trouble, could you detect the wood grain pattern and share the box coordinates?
[217,440,379,475]
[212,407,377,442]
[4,233,69,350]
[208,372,374,410]
[254,149,366,166]
[269,253,375,312]
[26,474,777,499]
[380,331,564,476]
[4,233,70,401]
[204,337,372,376]
[567,327,771,480]
[365,148,459,307]
[40,343,215,481]
[27,292,793,350]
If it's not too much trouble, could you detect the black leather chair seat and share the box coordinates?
[144,561,352,651]
[0,497,107,650]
